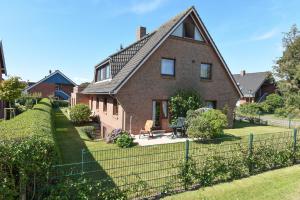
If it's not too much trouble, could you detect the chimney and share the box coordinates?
[240,70,246,76]
[136,26,146,40]
[49,70,52,74]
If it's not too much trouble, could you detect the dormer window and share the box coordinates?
[171,17,204,41]
[95,64,111,82]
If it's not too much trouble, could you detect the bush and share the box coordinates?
[46,178,127,200]
[178,158,198,190]
[187,109,228,139]
[106,128,123,143]
[235,103,261,123]
[69,104,91,124]
[169,90,203,124]
[116,132,134,148]
[263,94,284,113]
[186,108,211,128]
[52,100,69,108]
[0,98,59,199]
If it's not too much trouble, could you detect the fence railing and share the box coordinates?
[50,129,299,199]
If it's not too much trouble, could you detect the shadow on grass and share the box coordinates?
[52,108,118,189]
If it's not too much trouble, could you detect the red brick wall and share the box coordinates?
[28,83,74,98]
[117,36,240,134]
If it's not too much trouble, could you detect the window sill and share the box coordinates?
[200,78,212,82]
[161,75,175,79]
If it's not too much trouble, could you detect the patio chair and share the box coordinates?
[169,117,186,138]
[139,120,154,138]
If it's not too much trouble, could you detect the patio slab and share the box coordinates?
[133,132,192,146]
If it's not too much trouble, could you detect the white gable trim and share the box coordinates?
[113,7,242,97]
[24,70,77,92]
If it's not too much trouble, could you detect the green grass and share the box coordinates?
[53,108,294,198]
[163,165,300,200]
[224,121,291,137]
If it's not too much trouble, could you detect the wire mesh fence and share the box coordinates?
[49,129,300,199]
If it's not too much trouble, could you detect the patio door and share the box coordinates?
[152,100,168,129]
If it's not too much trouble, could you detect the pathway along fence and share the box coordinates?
[51,129,300,199]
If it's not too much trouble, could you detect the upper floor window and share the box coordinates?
[205,100,217,109]
[96,64,111,82]
[161,58,175,76]
[172,22,204,41]
[200,63,212,80]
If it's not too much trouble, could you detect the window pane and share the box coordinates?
[97,69,101,81]
[184,22,195,38]
[106,65,110,79]
[162,101,168,118]
[172,23,183,37]
[200,63,211,79]
[161,59,175,76]
[194,27,203,41]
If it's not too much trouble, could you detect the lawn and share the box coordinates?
[262,113,300,122]
[163,165,300,200]
[53,108,294,198]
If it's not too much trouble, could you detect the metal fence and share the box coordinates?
[50,129,299,199]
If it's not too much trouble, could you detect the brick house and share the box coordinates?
[233,70,276,105]
[24,70,76,100]
[0,41,8,119]
[74,6,242,135]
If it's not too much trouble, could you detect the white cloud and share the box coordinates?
[252,28,278,41]
[129,0,166,14]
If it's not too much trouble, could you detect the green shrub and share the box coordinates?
[52,100,69,108]
[178,158,198,190]
[46,177,127,200]
[0,98,59,199]
[116,132,134,148]
[263,94,284,113]
[235,103,261,123]
[69,104,91,124]
[274,107,288,117]
[169,90,203,124]
[187,109,228,139]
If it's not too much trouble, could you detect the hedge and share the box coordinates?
[0,98,59,199]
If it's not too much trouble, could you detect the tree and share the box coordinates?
[0,76,26,107]
[273,25,300,116]
[168,90,203,123]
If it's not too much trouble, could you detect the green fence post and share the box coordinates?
[81,149,85,174]
[185,139,189,162]
[248,133,254,173]
[293,129,297,163]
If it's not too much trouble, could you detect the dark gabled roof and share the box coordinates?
[82,7,193,94]
[233,72,269,97]
[0,41,7,75]
[82,6,242,97]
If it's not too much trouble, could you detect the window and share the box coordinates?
[103,98,107,112]
[113,99,118,115]
[161,58,175,76]
[96,97,100,109]
[171,21,204,41]
[90,97,94,109]
[205,101,217,109]
[95,64,111,82]
[200,63,212,79]
[162,101,168,118]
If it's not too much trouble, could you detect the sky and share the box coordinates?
[0,0,299,84]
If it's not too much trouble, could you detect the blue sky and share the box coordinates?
[0,0,299,83]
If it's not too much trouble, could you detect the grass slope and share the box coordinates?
[164,165,300,200]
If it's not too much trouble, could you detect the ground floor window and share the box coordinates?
[113,98,118,115]
[205,100,217,109]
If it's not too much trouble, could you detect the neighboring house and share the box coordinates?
[0,41,8,119]
[233,70,276,105]
[73,6,242,135]
[24,70,76,100]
